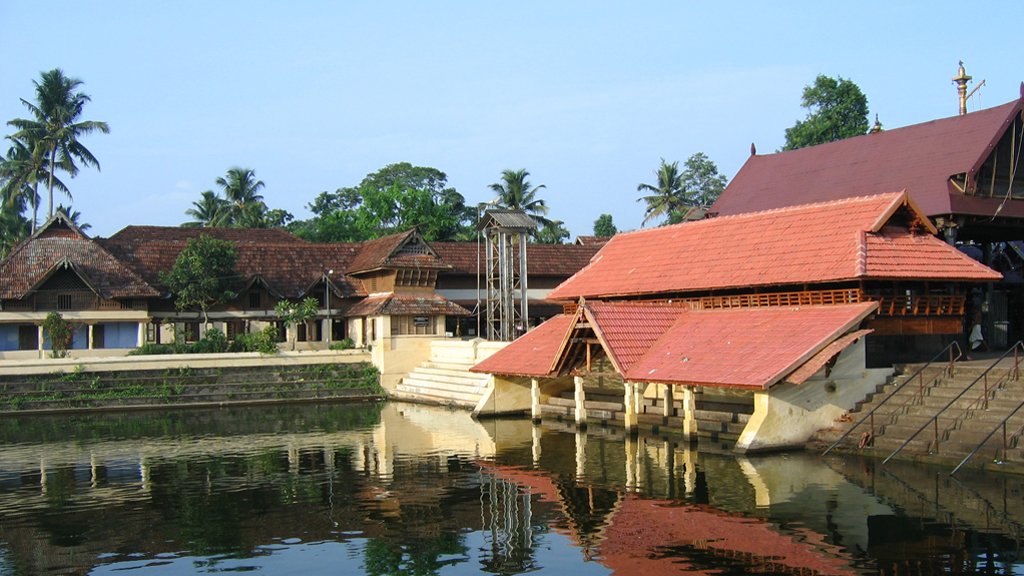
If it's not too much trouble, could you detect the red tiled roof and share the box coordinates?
[432,242,601,276]
[0,230,159,300]
[106,226,307,244]
[546,192,1000,301]
[471,314,575,377]
[711,99,1023,219]
[342,292,470,317]
[785,329,872,385]
[473,302,877,389]
[574,236,610,246]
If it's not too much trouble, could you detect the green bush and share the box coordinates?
[128,343,176,356]
[329,338,355,350]
[190,328,229,354]
[228,326,280,354]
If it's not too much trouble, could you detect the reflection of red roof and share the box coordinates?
[473,302,876,389]
[712,99,1022,219]
[598,496,857,576]
[548,192,1000,301]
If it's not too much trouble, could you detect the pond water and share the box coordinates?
[0,402,1021,575]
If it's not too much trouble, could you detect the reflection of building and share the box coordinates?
[472,192,1000,450]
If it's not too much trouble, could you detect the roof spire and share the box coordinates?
[750,142,756,156]
[870,114,882,133]
[953,60,973,116]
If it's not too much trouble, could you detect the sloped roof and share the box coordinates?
[347,230,452,274]
[99,238,366,298]
[342,292,471,317]
[712,99,1023,218]
[431,242,601,276]
[546,192,1000,301]
[574,236,611,246]
[0,215,159,299]
[478,209,539,230]
[473,301,877,390]
[106,226,307,244]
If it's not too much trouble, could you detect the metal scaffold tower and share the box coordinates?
[479,210,537,341]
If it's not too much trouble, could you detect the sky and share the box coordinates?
[2,1,1023,239]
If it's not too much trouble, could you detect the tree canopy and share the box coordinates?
[7,68,109,220]
[782,75,869,151]
[182,168,293,228]
[637,153,727,226]
[291,163,474,242]
[593,214,617,237]
[159,234,240,324]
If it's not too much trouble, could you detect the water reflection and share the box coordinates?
[0,403,1020,575]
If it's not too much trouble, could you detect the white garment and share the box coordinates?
[969,323,984,350]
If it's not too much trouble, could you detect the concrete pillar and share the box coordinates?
[574,375,586,427]
[662,384,674,424]
[135,322,144,347]
[681,386,698,440]
[87,324,94,349]
[623,381,639,432]
[531,378,541,423]
[37,325,44,358]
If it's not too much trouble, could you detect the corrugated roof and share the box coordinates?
[473,302,878,390]
[711,99,1023,218]
[546,192,1000,301]
[478,209,540,230]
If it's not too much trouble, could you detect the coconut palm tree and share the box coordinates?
[488,168,551,227]
[0,134,69,233]
[183,190,231,227]
[7,69,109,219]
[215,167,265,225]
[636,158,688,226]
[54,205,91,232]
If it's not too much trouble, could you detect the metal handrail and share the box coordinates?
[883,341,1024,465]
[822,341,962,456]
[951,396,1024,475]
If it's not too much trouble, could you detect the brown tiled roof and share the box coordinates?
[98,237,366,298]
[0,223,159,300]
[711,98,1024,219]
[342,293,470,317]
[546,192,1001,301]
[431,242,600,276]
[106,226,307,244]
[574,236,610,246]
[347,230,452,274]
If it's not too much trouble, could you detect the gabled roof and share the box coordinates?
[342,293,471,317]
[546,192,1000,301]
[472,301,877,390]
[432,242,601,276]
[478,209,539,231]
[712,98,1024,218]
[0,215,159,300]
[574,236,611,247]
[347,229,451,274]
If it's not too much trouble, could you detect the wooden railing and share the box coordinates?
[3,293,147,312]
[562,290,966,317]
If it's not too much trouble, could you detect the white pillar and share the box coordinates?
[37,325,44,358]
[532,425,542,465]
[87,324,94,349]
[575,428,587,480]
[681,386,698,440]
[574,376,586,427]
[531,378,541,422]
[623,381,639,432]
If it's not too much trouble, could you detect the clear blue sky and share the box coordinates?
[2,1,1022,239]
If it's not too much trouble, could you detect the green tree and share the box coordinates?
[637,158,687,226]
[593,214,616,237]
[1,133,70,233]
[535,220,570,244]
[274,298,320,351]
[293,163,473,242]
[7,69,109,219]
[159,235,240,325]
[489,169,551,227]
[681,152,727,209]
[41,311,73,358]
[782,74,869,151]
[216,167,266,226]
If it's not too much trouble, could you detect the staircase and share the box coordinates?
[390,342,494,409]
[818,357,1024,468]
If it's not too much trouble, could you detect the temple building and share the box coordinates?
[470,192,1001,451]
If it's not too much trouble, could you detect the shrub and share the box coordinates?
[128,343,176,356]
[41,311,73,358]
[228,326,280,355]
[329,338,355,351]
[190,328,229,354]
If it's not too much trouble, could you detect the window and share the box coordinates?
[226,320,244,340]
[18,326,38,350]
[57,294,72,310]
[185,322,200,342]
[391,315,437,335]
[93,325,105,349]
[120,299,135,310]
[145,322,160,344]
[249,292,262,309]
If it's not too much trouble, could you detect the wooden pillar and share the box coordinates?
[623,381,639,432]
[531,378,541,423]
[574,375,586,427]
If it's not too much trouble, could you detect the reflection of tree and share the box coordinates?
[361,533,468,576]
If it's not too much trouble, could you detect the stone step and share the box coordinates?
[388,389,478,408]
[394,382,483,403]
[403,369,489,388]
